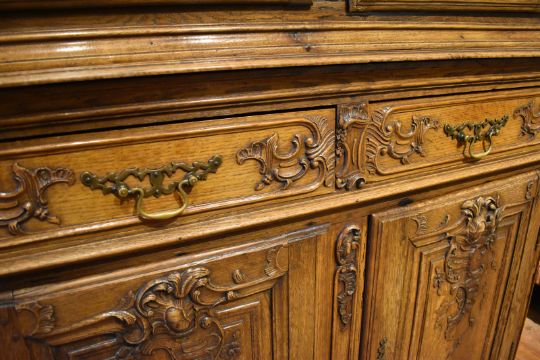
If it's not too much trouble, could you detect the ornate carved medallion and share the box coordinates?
[0,163,75,235]
[335,225,361,327]
[514,100,540,138]
[236,115,334,191]
[336,104,439,190]
[433,196,503,342]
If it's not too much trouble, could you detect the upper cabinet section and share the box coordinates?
[0,0,312,10]
[349,0,540,12]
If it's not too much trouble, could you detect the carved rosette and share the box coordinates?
[433,196,503,342]
[514,100,540,138]
[335,225,361,327]
[336,104,439,190]
[0,163,75,235]
[236,115,334,191]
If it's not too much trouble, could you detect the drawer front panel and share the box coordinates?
[337,91,540,189]
[362,171,540,359]
[0,109,335,240]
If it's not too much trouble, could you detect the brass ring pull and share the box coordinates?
[443,115,508,161]
[81,155,222,221]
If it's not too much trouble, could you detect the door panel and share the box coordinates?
[361,171,540,359]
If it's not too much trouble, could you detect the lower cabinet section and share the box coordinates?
[3,171,540,359]
[362,171,540,360]
[3,215,368,360]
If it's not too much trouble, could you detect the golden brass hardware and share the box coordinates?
[80,156,222,220]
[443,115,508,160]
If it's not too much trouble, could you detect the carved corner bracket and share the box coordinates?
[0,163,75,235]
[514,100,540,139]
[335,224,362,328]
[336,103,439,190]
[236,115,335,191]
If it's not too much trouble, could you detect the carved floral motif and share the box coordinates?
[433,196,503,342]
[236,115,334,191]
[336,104,439,190]
[514,100,540,138]
[21,245,289,359]
[0,163,75,235]
[335,225,361,327]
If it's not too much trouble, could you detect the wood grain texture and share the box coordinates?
[1,1,540,358]
[349,0,540,13]
[0,2,539,87]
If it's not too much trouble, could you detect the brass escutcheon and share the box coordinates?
[443,115,509,160]
[80,155,222,220]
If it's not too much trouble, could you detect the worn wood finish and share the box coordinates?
[2,1,540,359]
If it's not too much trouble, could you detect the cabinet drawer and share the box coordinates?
[337,91,540,189]
[0,109,335,240]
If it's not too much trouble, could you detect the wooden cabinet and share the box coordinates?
[362,171,540,359]
[1,1,540,359]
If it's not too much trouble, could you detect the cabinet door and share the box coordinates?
[4,223,326,360]
[361,171,540,360]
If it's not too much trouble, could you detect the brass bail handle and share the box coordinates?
[443,115,508,161]
[467,133,493,160]
[133,175,197,220]
[80,155,223,221]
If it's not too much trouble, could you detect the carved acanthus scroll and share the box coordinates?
[335,225,362,327]
[0,163,75,235]
[236,115,334,191]
[19,246,288,359]
[336,104,439,190]
[514,100,540,138]
[433,196,503,342]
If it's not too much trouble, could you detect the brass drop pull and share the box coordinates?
[443,115,508,160]
[80,155,222,220]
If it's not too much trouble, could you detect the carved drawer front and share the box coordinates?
[6,225,328,360]
[0,109,335,240]
[337,91,540,190]
[361,171,540,359]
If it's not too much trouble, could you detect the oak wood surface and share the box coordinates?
[1,1,540,359]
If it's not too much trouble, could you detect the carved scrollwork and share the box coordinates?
[433,196,503,342]
[336,104,439,190]
[335,225,361,327]
[24,245,289,359]
[236,115,334,191]
[0,163,75,235]
[514,100,540,138]
[16,302,56,337]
